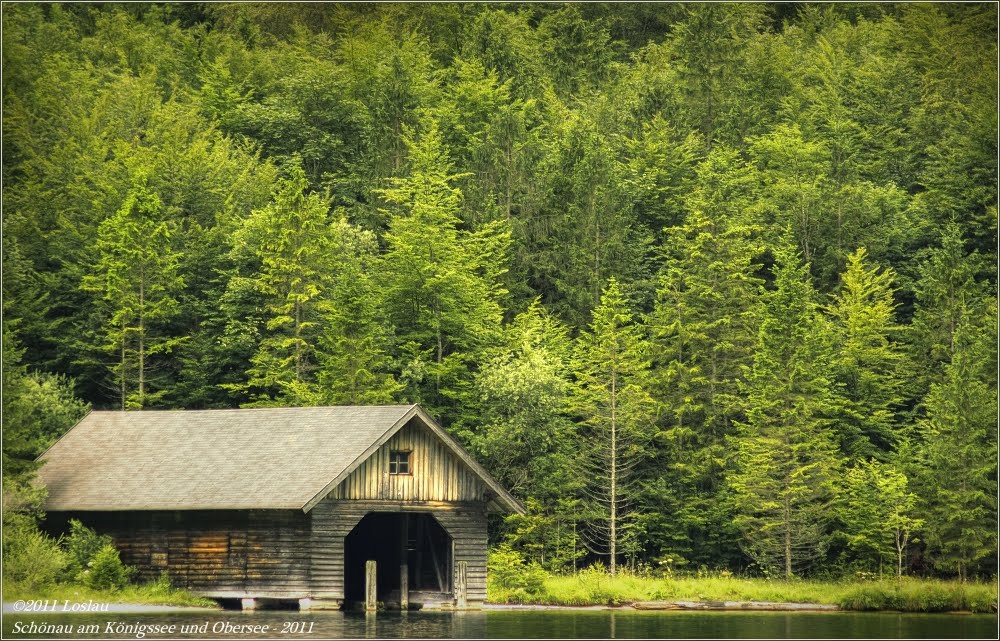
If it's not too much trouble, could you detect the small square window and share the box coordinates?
[389,451,411,475]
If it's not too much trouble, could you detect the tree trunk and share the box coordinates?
[138,276,145,409]
[609,363,617,577]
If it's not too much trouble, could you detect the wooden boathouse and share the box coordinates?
[37,404,524,610]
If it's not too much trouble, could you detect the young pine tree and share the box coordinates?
[727,241,842,579]
[572,278,654,575]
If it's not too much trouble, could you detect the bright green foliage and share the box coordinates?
[2,3,997,582]
[827,248,905,459]
[64,519,115,581]
[470,303,583,572]
[572,279,654,575]
[224,167,336,406]
[313,219,400,405]
[380,123,510,422]
[2,329,89,479]
[915,305,998,581]
[727,241,843,579]
[1,522,67,592]
[80,180,185,409]
[486,543,546,598]
[82,544,136,592]
[840,459,922,577]
[470,300,576,498]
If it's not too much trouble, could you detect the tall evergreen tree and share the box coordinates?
[80,179,185,409]
[313,218,401,405]
[224,166,334,406]
[573,278,654,574]
[827,247,905,460]
[914,303,998,580]
[379,122,510,423]
[727,241,842,578]
[645,203,763,567]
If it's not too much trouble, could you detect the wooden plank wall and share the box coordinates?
[309,499,489,603]
[53,510,312,598]
[329,420,487,503]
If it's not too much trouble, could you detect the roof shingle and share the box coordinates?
[37,405,416,511]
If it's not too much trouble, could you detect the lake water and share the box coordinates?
[3,609,998,639]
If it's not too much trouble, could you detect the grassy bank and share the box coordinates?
[488,573,999,613]
[4,578,216,608]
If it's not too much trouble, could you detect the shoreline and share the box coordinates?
[5,601,994,616]
[484,600,839,612]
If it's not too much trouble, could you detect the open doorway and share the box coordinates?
[343,512,452,608]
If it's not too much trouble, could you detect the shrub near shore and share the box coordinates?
[3,519,212,608]
[488,568,999,613]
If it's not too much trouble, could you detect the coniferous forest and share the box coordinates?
[3,3,997,582]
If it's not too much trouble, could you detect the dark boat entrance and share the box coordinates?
[343,512,452,608]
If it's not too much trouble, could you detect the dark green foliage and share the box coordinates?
[3,3,995,582]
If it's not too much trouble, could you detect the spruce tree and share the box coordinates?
[572,278,654,575]
[727,240,842,579]
[646,204,763,567]
[915,303,998,581]
[827,247,905,460]
[80,179,185,409]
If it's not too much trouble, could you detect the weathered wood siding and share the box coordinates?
[329,419,487,503]
[50,511,312,598]
[310,499,489,603]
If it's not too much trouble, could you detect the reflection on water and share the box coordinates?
[3,609,998,639]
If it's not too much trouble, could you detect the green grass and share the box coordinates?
[4,579,217,608]
[488,573,999,613]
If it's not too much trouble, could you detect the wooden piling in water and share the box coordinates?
[455,560,467,609]
[366,559,377,611]
[400,516,409,610]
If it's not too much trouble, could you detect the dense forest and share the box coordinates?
[2,3,997,582]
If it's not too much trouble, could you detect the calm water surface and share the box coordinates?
[3,609,998,639]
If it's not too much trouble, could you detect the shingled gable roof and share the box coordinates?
[37,404,524,514]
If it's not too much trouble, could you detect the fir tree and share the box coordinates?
[827,247,905,460]
[225,166,334,406]
[80,179,185,409]
[915,303,998,581]
[572,278,654,575]
[645,204,763,567]
[727,240,842,579]
[379,122,510,423]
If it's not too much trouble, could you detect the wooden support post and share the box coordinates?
[400,516,409,611]
[366,559,377,612]
[455,561,468,610]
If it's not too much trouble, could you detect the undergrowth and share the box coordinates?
[488,571,999,613]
